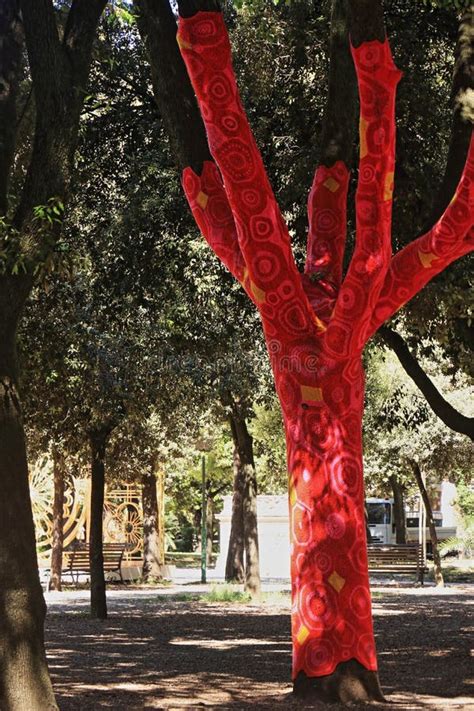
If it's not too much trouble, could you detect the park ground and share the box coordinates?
[44,573,474,710]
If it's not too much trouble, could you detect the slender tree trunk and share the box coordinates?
[89,431,108,618]
[49,448,66,592]
[390,475,407,544]
[206,497,214,566]
[229,410,261,595]
[225,440,245,584]
[411,461,444,587]
[0,327,58,710]
[142,465,164,582]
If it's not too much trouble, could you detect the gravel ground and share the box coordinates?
[44,583,474,710]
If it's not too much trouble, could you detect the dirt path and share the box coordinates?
[45,585,474,710]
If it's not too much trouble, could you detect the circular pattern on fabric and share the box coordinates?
[350,585,372,619]
[279,300,310,336]
[218,139,255,182]
[357,43,381,70]
[298,582,337,631]
[207,196,232,227]
[208,72,233,106]
[304,639,336,677]
[315,208,339,234]
[359,163,376,185]
[325,513,346,540]
[330,453,362,498]
[240,186,266,215]
[251,251,281,284]
[357,198,379,227]
[190,17,219,44]
[219,111,241,135]
[314,550,332,575]
[250,215,274,241]
[304,410,336,453]
[292,503,312,547]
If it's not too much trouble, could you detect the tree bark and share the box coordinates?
[229,408,261,596]
[0,0,22,217]
[225,436,245,584]
[390,474,406,545]
[380,326,474,441]
[411,461,444,587]
[89,429,109,618]
[0,327,58,710]
[49,447,66,592]
[206,496,214,566]
[142,464,164,582]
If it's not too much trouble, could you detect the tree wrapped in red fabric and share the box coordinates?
[136,0,473,701]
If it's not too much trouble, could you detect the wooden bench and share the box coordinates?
[368,543,425,584]
[62,542,128,585]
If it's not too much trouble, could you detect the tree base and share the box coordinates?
[293,659,386,704]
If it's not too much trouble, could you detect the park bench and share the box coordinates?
[42,542,128,590]
[63,542,128,585]
[368,543,425,584]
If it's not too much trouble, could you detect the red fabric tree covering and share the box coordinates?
[178,11,474,680]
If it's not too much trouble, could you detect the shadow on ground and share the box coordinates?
[45,590,473,709]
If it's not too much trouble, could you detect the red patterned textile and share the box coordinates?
[178,11,474,680]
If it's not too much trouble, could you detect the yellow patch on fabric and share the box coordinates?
[418,250,438,268]
[289,481,297,507]
[250,281,266,303]
[297,625,310,645]
[359,117,368,159]
[383,171,394,201]
[196,191,208,209]
[311,313,327,332]
[300,385,323,403]
[177,35,193,50]
[328,570,346,593]
[323,177,340,193]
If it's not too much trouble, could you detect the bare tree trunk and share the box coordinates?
[206,497,214,566]
[229,409,261,595]
[390,475,407,544]
[89,430,109,618]
[412,461,444,587]
[0,327,58,710]
[49,447,66,591]
[225,441,245,583]
[142,465,164,582]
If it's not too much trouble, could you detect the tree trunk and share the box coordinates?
[206,497,214,566]
[89,431,108,618]
[225,440,245,584]
[142,465,164,582]
[49,448,66,592]
[0,329,58,710]
[229,410,261,596]
[411,461,444,587]
[390,475,407,545]
[285,359,384,702]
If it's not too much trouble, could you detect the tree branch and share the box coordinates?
[423,6,473,229]
[380,325,474,441]
[63,0,110,84]
[304,0,356,286]
[134,0,211,173]
[0,0,23,216]
[19,0,65,114]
